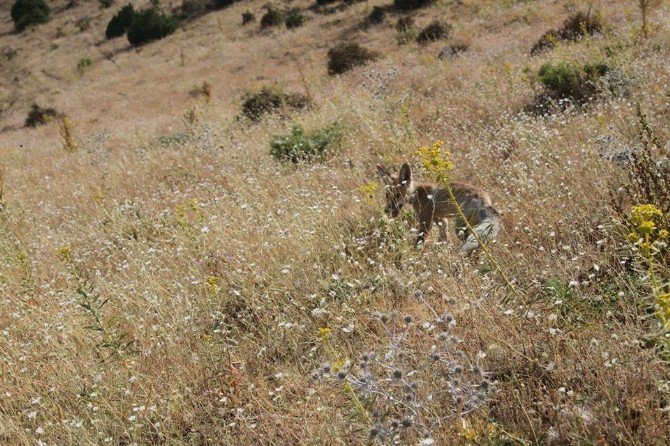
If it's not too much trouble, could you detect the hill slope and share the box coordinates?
[1,0,670,444]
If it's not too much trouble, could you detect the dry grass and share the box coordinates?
[1,0,670,444]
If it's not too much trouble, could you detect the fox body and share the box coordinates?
[376,163,500,252]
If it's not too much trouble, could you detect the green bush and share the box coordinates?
[25,104,58,127]
[127,8,178,46]
[242,86,311,121]
[105,3,136,39]
[261,7,283,29]
[531,11,603,55]
[11,0,51,32]
[367,6,387,25]
[327,42,380,75]
[285,10,306,29]
[538,61,608,104]
[393,0,434,11]
[416,20,450,44]
[270,123,343,163]
[242,11,255,25]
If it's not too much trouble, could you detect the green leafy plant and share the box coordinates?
[270,122,343,163]
[106,3,136,39]
[285,9,306,29]
[537,61,609,104]
[416,20,451,44]
[11,0,51,32]
[260,6,283,29]
[127,7,178,46]
[393,0,434,11]
[531,11,602,55]
[25,104,57,127]
[327,42,381,75]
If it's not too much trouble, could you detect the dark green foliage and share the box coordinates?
[211,0,238,8]
[393,0,434,11]
[99,0,114,7]
[25,104,57,127]
[315,0,339,4]
[327,43,380,75]
[531,11,603,55]
[416,20,451,44]
[285,10,307,29]
[11,0,51,32]
[179,0,209,19]
[537,61,608,104]
[242,11,255,25]
[261,7,283,29]
[242,86,311,121]
[105,3,136,39]
[270,123,343,163]
[127,8,178,46]
[367,6,387,25]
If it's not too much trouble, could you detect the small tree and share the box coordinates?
[127,7,178,46]
[105,3,136,39]
[11,0,51,32]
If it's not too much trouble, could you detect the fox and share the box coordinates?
[376,163,501,252]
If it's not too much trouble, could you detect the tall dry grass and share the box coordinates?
[1,0,670,444]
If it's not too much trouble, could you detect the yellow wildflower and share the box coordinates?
[637,220,656,236]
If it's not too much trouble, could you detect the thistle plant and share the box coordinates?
[313,301,494,444]
[416,141,520,302]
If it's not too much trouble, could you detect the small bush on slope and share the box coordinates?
[127,7,178,46]
[270,123,343,163]
[327,43,381,75]
[105,3,136,39]
[531,11,603,55]
[11,0,50,32]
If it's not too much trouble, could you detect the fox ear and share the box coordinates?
[399,163,412,185]
[376,164,392,184]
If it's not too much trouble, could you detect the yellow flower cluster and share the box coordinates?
[360,181,377,203]
[659,293,670,328]
[416,140,453,185]
[628,203,666,256]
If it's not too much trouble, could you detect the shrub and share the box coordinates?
[285,10,306,29]
[211,0,238,8]
[99,0,114,7]
[531,11,603,55]
[395,16,414,32]
[327,42,380,75]
[367,6,387,25]
[270,123,343,163]
[179,0,209,20]
[105,3,136,39]
[242,86,311,121]
[77,57,92,74]
[260,7,283,29]
[537,61,608,104]
[127,7,178,46]
[25,104,57,127]
[416,20,451,44]
[393,0,434,11]
[11,0,51,32]
[242,11,255,25]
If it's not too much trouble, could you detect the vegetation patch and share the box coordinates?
[270,122,343,163]
[11,0,51,32]
[393,0,435,11]
[105,3,136,39]
[327,42,381,75]
[241,11,255,25]
[25,104,58,127]
[260,6,284,29]
[531,11,603,55]
[285,10,307,29]
[416,20,451,44]
[241,86,311,121]
[127,7,178,46]
[537,61,609,104]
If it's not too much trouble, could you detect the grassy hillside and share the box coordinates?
[1,0,670,444]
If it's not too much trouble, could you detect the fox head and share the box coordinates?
[376,163,413,217]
